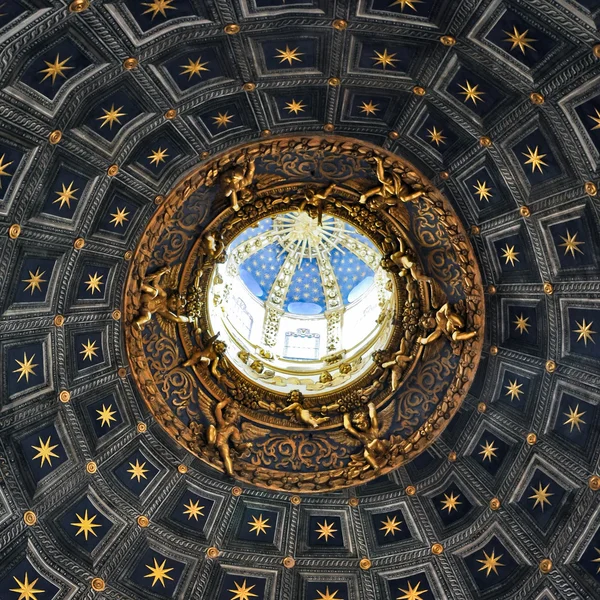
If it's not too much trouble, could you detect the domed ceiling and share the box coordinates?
[1,0,600,599]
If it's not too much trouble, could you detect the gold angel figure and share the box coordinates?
[183,332,227,380]
[206,398,252,477]
[381,338,412,392]
[419,302,477,345]
[343,402,389,472]
[359,156,423,204]
[220,159,255,211]
[134,265,192,336]
[276,390,338,428]
[299,183,337,226]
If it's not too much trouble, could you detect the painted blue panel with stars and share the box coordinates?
[518,469,566,529]
[371,508,411,545]
[507,305,538,346]
[21,424,67,483]
[447,67,503,117]
[387,573,434,600]
[163,47,225,91]
[42,168,89,219]
[306,581,348,600]
[0,558,59,600]
[513,131,561,185]
[7,341,45,396]
[238,507,278,544]
[497,370,530,411]
[74,331,104,370]
[218,574,266,600]
[123,0,199,32]
[371,0,434,17]
[114,450,159,496]
[0,0,27,27]
[432,482,473,526]
[549,218,595,270]
[87,394,123,439]
[464,537,518,591]
[261,39,317,70]
[568,308,600,359]
[308,515,344,547]
[554,392,595,447]
[77,265,110,301]
[200,104,243,136]
[97,194,137,236]
[231,218,273,249]
[273,94,316,121]
[417,114,457,153]
[285,259,326,312]
[472,430,509,476]
[130,548,184,597]
[494,233,530,275]
[240,244,288,300]
[579,527,600,583]
[85,90,143,142]
[464,167,502,207]
[0,143,23,201]
[59,495,113,552]
[15,257,55,303]
[329,249,373,305]
[135,134,182,178]
[170,489,214,533]
[359,42,417,74]
[350,94,392,121]
[576,95,600,152]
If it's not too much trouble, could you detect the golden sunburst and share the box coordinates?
[213,111,234,128]
[183,499,205,520]
[228,579,258,600]
[477,548,505,577]
[389,0,422,11]
[148,147,169,166]
[13,352,38,382]
[458,80,485,105]
[588,108,600,131]
[110,206,129,227]
[85,272,104,294]
[22,267,47,295]
[180,56,210,80]
[559,230,585,258]
[31,436,59,467]
[141,0,176,20]
[503,26,536,54]
[513,313,530,335]
[473,180,492,202]
[380,514,402,536]
[127,459,148,482]
[285,99,306,115]
[396,579,429,600]
[70,509,102,540]
[372,48,399,69]
[80,339,99,361]
[573,319,596,346]
[144,558,174,587]
[10,572,45,600]
[522,145,548,173]
[97,104,126,129]
[360,100,380,116]
[96,403,117,427]
[248,514,271,536]
[529,482,553,511]
[441,491,462,513]
[53,181,79,209]
[479,440,498,462]
[39,54,74,84]
[275,45,303,65]
[563,404,586,433]
[315,519,337,541]
[501,244,519,266]
[505,379,523,401]
[0,153,14,187]
[427,126,446,146]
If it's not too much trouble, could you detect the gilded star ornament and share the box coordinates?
[529,482,553,511]
[248,514,271,536]
[501,244,519,266]
[473,180,492,202]
[315,519,337,541]
[71,509,102,540]
[360,100,379,116]
[141,0,176,20]
[39,54,73,84]
[372,48,399,69]
[514,313,530,335]
[128,459,148,482]
[573,319,596,346]
[144,558,174,587]
[275,45,303,65]
[427,126,446,146]
[479,440,498,462]
[441,491,462,513]
[96,403,117,427]
[31,436,59,467]
[505,379,524,401]
[22,268,47,295]
[109,206,129,227]
[315,587,342,600]
[588,108,600,130]
[13,352,38,383]
[148,147,168,166]
[80,339,99,361]
[0,153,14,187]
[397,580,429,600]
[85,272,104,295]
[477,549,505,577]
[97,104,126,129]
[180,56,209,80]
[285,99,306,115]
[53,181,78,209]
[563,404,586,432]
[10,572,45,600]
[380,514,402,536]
[228,579,258,600]
[183,498,205,520]
[592,548,600,573]
[389,0,422,11]
[503,26,536,54]
[459,80,485,105]
[522,145,548,173]
[213,111,234,128]
[559,230,585,258]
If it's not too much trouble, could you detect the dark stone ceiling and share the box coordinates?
[0,0,600,599]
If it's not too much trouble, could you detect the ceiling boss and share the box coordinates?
[124,136,484,492]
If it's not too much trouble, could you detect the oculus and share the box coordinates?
[124,136,484,492]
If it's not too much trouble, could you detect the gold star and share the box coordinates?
[180,57,209,80]
[592,548,600,573]
[427,126,446,146]
[563,404,586,432]
[53,181,78,209]
[144,558,174,587]
[275,45,303,65]
[22,268,47,295]
[285,99,306,115]
[505,379,523,401]
[248,514,271,536]
[559,230,585,258]
[459,80,485,105]
[588,108,600,130]
[97,104,126,129]
[501,244,519,266]
[96,403,117,427]
[441,491,462,513]
[315,519,337,541]
[31,436,59,467]
[39,54,73,84]
[85,272,104,295]
[228,579,258,600]
[315,587,342,600]
[372,48,399,69]
[148,147,168,166]
[0,153,14,187]
[80,339,99,361]
[514,313,530,334]
[380,514,402,536]
[213,111,234,128]
[109,206,129,227]
[10,572,45,600]
[389,0,422,11]
[183,499,205,520]
[473,180,492,202]
[128,459,149,482]
[479,440,498,462]
[477,548,505,577]
[141,0,176,20]
[70,509,102,540]
[360,100,380,116]
[503,26,536,55]
[397,580,429,600]
[522,145,548,173]
[529,482,553,511]
[573,319,596,346]
[13,353,38,383]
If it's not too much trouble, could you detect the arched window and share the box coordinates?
[283,328,320,360]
